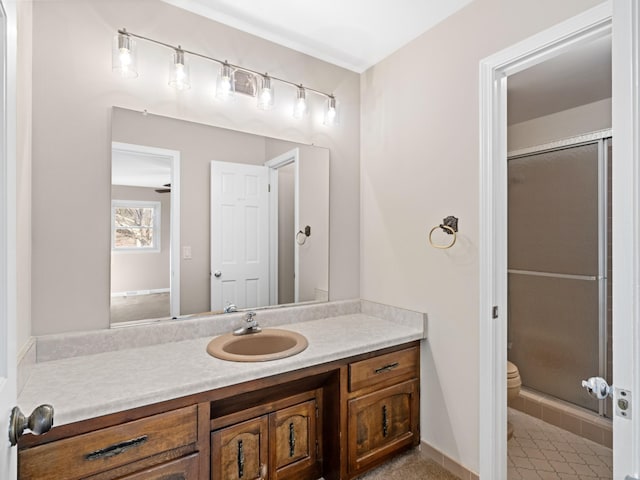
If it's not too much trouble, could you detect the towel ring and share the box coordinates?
[428,224,457,249]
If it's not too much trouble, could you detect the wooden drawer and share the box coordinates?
[349,347,419,393]
[115,453,199,479]
[19,405,198,480]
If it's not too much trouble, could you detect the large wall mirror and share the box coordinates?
[110,107,330,325]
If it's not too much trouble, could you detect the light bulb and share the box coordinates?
[257,75,275,110]
[293,86,307,119]
[169,48,190,90]
[324,96,338,126]
[112,31,138,78]
[216,62,235,100]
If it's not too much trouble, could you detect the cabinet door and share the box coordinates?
[211,417,268,480]
[348,380,419,475]
[269,400,319,480]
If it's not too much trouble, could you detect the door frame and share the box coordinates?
[477,1,640,478]
[265,148,300,305]
[110,142,181,319]
[0,0,17,476]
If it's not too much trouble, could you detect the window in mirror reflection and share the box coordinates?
[112,200,161,251]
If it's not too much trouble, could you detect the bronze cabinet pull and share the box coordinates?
[85,435,148,461]
[237,439,245,478]
[289,422,296,457]
[375,362,399,374]
[382,405,389,438]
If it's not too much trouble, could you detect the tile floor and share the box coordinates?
[355,448,461,480]
[339,408,614,480]
[508,408,613,479]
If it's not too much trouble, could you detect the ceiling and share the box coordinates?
[162,0,474,73]
[161,1,610,124]
[507,35,612,125]
[112,150,172,189]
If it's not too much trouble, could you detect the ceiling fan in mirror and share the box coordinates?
[155,183,171,193]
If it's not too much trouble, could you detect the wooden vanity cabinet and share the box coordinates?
[17,341,421,480]
[345,346,420,478]
[210,390,321,480]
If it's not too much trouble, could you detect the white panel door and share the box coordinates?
[211,161,270,312]
[0,0,17,476]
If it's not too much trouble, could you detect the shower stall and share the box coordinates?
[507,133,612,416]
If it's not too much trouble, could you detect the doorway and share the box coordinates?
[110,142,181,324]
[479,2,640,478]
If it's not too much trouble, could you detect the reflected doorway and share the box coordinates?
[110,142,181,324]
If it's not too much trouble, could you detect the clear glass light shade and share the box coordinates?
[293,86,307,119]
[324,96,339,126]
[168,49,190,90]
[215,63,235,100]
[112,33,138,78]
[257,75,275,110]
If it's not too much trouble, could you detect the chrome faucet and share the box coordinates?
[233,311,261,336]
[224,303,238,313]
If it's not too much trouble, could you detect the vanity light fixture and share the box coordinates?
[168,47,190,90]
[257,74,275,110]
[112,29,138,78]
[215,61,235,100]
[324,95,339,126]
[112,28,339,125]
[293,85,307,119]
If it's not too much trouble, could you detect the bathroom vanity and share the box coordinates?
[16,304,425,480]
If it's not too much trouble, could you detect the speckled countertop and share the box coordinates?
[18,313,424,427]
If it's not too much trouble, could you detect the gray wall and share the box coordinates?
[277,164,295,304]
[359,0,605,472]
[30,0,360,335]
[508,97,611,151]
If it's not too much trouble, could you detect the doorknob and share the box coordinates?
[213,270,222,278]
[581,376,612,400]
[582,378,633,419]
[8,404,54,446]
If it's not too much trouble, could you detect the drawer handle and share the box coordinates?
[85,435,148,461]
[289,422,296,457]
[375,362,399,374]
[382,405,389,437]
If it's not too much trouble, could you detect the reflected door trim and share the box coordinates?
[111,142,181,319]
[265,148,300,305]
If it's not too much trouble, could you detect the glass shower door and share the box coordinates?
[507,141,605,412]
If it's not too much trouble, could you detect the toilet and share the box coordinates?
[507,361,522,440]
